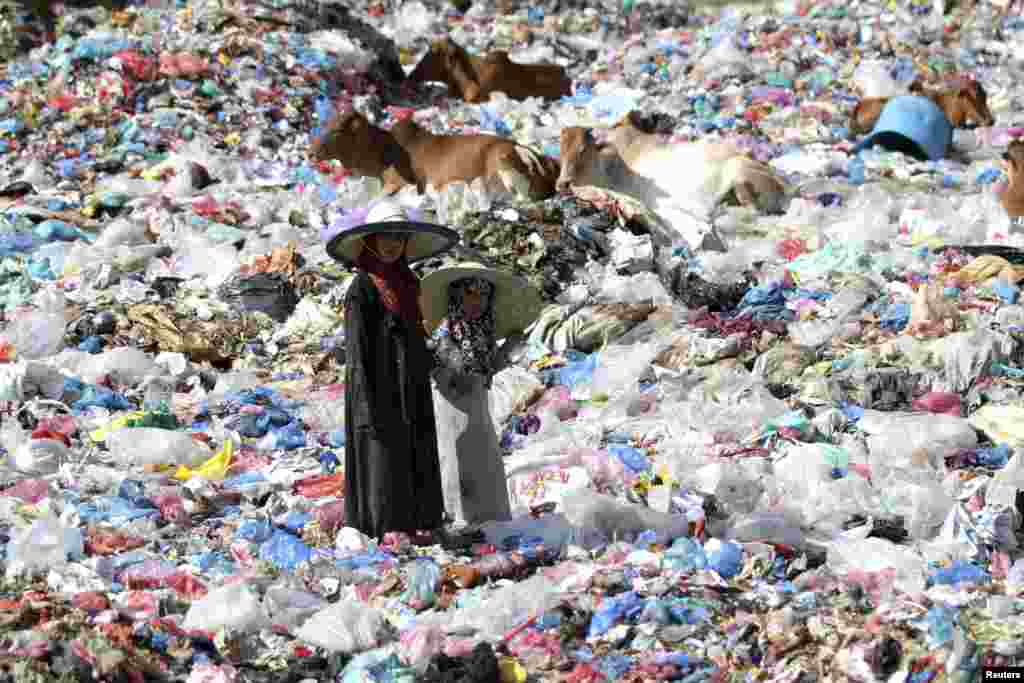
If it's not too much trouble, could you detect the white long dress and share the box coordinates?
[432,368,512,528]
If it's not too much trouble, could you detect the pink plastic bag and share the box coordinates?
[115,50,158,81]
[400,625,445,672]
[314,500,346,534]
[160,52,210,78]
[581,450,626,489]
[912,392,962,417]
[530,386,579,423]
[153,494,189,526]
[3,479,52,504]
[443,637,482,658]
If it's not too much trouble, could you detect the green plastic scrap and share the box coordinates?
[206,223,246,243]
[0,259,37,311]
[788,242,898,280]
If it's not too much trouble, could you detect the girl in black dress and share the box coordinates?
[326,200,459,542]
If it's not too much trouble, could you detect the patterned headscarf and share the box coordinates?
[355,235,423,330]
[432,277,497,376]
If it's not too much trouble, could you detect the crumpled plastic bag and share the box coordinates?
[1,311,66,360]
[723,511,805,547]
[106,428,213,467]
[853,60,906,99]
[263,587,328,631]
[561,489,690,546]
[0,361,65,402]
[5,512,84,578]
[400,624,445,673]
[183,582,268,633]
[828,537,928,595]
[859,410,978,470]
[295,601,392,653]
[932,329,1014,393]
[489,366,545,431]
[439,574,562,641]
[607,228,654,274]
[187,663,240,683]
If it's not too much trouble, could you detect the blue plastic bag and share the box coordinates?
[259,530,312,572]
[608,445,652,474]
[664,537,707,573]
[705,540,743,578]
[587,591,643,638]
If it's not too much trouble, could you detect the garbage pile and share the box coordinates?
[1,0,1024,681]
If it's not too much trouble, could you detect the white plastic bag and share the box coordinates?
[105,428,213,467]
[440,574,562,641]
[1,312,66,360]
[852,60,905,99]
[860,411,978,471]
[561,489,690,546]
[295,601,391,653]
[608,228,654,274]
[183,582,268,633]
[6,512,84,578]
[827,537,928,595]
[489,366,545,430]
[264,587,328,631]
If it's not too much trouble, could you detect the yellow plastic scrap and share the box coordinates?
[952,255,1020,285]
[89,411,147,443]
[656,463,675,487]
[498,658,527,683]
[968,404,1024,448]
[174,439,233,481]
[141,160,176,182]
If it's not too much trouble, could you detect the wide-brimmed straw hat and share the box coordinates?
[324,199,459,266]
[419,262,543,339]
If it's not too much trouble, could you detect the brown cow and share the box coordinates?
[388,118,560,199]
[407,37,572,104]
[850,80,995,135]
[309,112,559,200]
[309,112,418,193]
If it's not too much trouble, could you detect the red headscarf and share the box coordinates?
[356,235,423,330]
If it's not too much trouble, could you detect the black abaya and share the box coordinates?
[343,272,445,539]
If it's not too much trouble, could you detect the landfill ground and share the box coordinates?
[2,0,1024,681]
